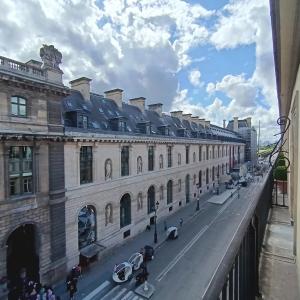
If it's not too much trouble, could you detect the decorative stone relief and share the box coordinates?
[137,193,143,211]
[159,154,163,169]
[105,203,113,226]
[105,159,112,180]
[137,156,143,174]
[40,44,62,69]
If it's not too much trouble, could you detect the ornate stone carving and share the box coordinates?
[40,44,62,69]
[105,203,113,226]
[159,154,163,169]
[137,193,143,211]
[137,156,142,174]
[105,159,112,180]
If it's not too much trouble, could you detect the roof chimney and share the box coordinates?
[199,118,206,127]
[69,77,92,102]
[129,97,146,113]
[182,113,192,123]
[246,117,251,128]
[148,103,163,117]
[233,117,238,132]
[223,120,226,128]
[170,111,183,121]
[104,88,123,108]
[205,120,210,128]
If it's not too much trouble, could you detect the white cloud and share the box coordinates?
[188,69,202,87]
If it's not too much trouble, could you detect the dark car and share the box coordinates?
[144,245,154,261]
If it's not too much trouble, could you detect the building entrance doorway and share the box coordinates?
[6,224,39,285]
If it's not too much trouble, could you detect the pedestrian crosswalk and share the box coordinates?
[82,279,144,300]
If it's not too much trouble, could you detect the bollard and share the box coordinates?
[143,280,149,292]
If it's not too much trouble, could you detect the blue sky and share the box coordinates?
[0,0,278,142]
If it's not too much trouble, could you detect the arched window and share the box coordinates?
[147,186,155,214]
[206,168,209,184]
[11,96,27,117]
[212,167,215,181]
[185,175,190,203]
[217,165,220,177]
[120,194,131,228]
[78,205,96,249]
[199,170,202,187]
[167,180,173,204]
[222,164,225,175]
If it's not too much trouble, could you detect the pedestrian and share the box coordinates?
[68,279,77,300]
[179,218,183,227]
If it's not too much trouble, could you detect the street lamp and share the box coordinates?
[196,183,200,211]
[154,201,159,244]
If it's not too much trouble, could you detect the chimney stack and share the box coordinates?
[246,117,251,127]
[69,77,92,102]
[148,103,163,117]
[233,117,238,132]
[104,88,123,108]
[223,120,226,128]
[205,120,210,128]
[182,113,192,123]
[170,111,183,121]
[129,97,146,113]
[199,118,206,127]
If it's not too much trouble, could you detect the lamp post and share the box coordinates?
[196,183,200,211]
[154,201,159,244]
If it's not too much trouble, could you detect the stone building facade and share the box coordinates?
[0,47,246,287]
[0,48,69,287]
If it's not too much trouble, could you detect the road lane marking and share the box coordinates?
[100,285,121,300]
[82,280,111,300]
[111,287,127,300]
[156,225,209,282]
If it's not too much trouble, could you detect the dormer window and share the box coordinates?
[11,96,27,117]
[177,128,186,137]
[191,131,198,138]
[78,115,88,129]
[158,125,169,136]
[137,122,151,134]
[119,120,127,132]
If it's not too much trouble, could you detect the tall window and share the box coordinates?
[9,146,33,196]
[206,146,209,160]
[121,146,129,176]
[193,152,196,162]
[212,146,215,159]
[80,146,93,184]
[147,186,155,214]
[11,96,27,117]
[212,167,215,181]
[185,174,190,203]
[199,170,202,187]
[206,168,209,184]
[186,146,189,164]
[178,153,181,165]
[148,146,154,171]
[120,194,131,228]
[199,146,202,161]
[78,205,96,249]
[167,146,172,168]
[167,180,173,204]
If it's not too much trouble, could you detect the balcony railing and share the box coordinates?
[0,56,46,80]
[202,167,273,300]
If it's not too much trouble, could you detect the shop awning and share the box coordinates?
[80,242,106,259]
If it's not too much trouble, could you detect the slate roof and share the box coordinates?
[62,91,245,143]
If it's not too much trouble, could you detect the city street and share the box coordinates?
[54,176,265,300]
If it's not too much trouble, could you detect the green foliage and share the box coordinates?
[276,159,286,167]
[273,166,287,181]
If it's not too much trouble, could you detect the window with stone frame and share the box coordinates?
[9,146,33,196]
[199,146,202,161]
[80,146,93,184]
[11,96,27,117]
[206,146,209,160]
[186,146,189,164]
[167,146,172,167]
[178,153,181,165]
[148,146,154,171]
[167,180,173,204]
[193,152,196,162]
[78,205,96,249]
[121,146,130,176]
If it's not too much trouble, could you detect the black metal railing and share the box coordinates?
[202,169,273,300]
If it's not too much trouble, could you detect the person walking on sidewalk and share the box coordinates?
[68,279,77,300]
[179,218,183,227]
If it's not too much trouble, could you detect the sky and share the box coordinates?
[0,0,278,143]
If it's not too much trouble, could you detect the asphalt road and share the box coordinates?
[55,176,265,300]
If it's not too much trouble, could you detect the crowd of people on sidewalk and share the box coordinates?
[7,268,60,300]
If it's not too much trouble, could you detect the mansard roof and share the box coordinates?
[62,91,245,143]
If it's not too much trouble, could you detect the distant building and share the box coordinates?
[226,117,257,168]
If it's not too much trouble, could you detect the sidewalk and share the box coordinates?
[54,190,225,299]
[259,206,299,300]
